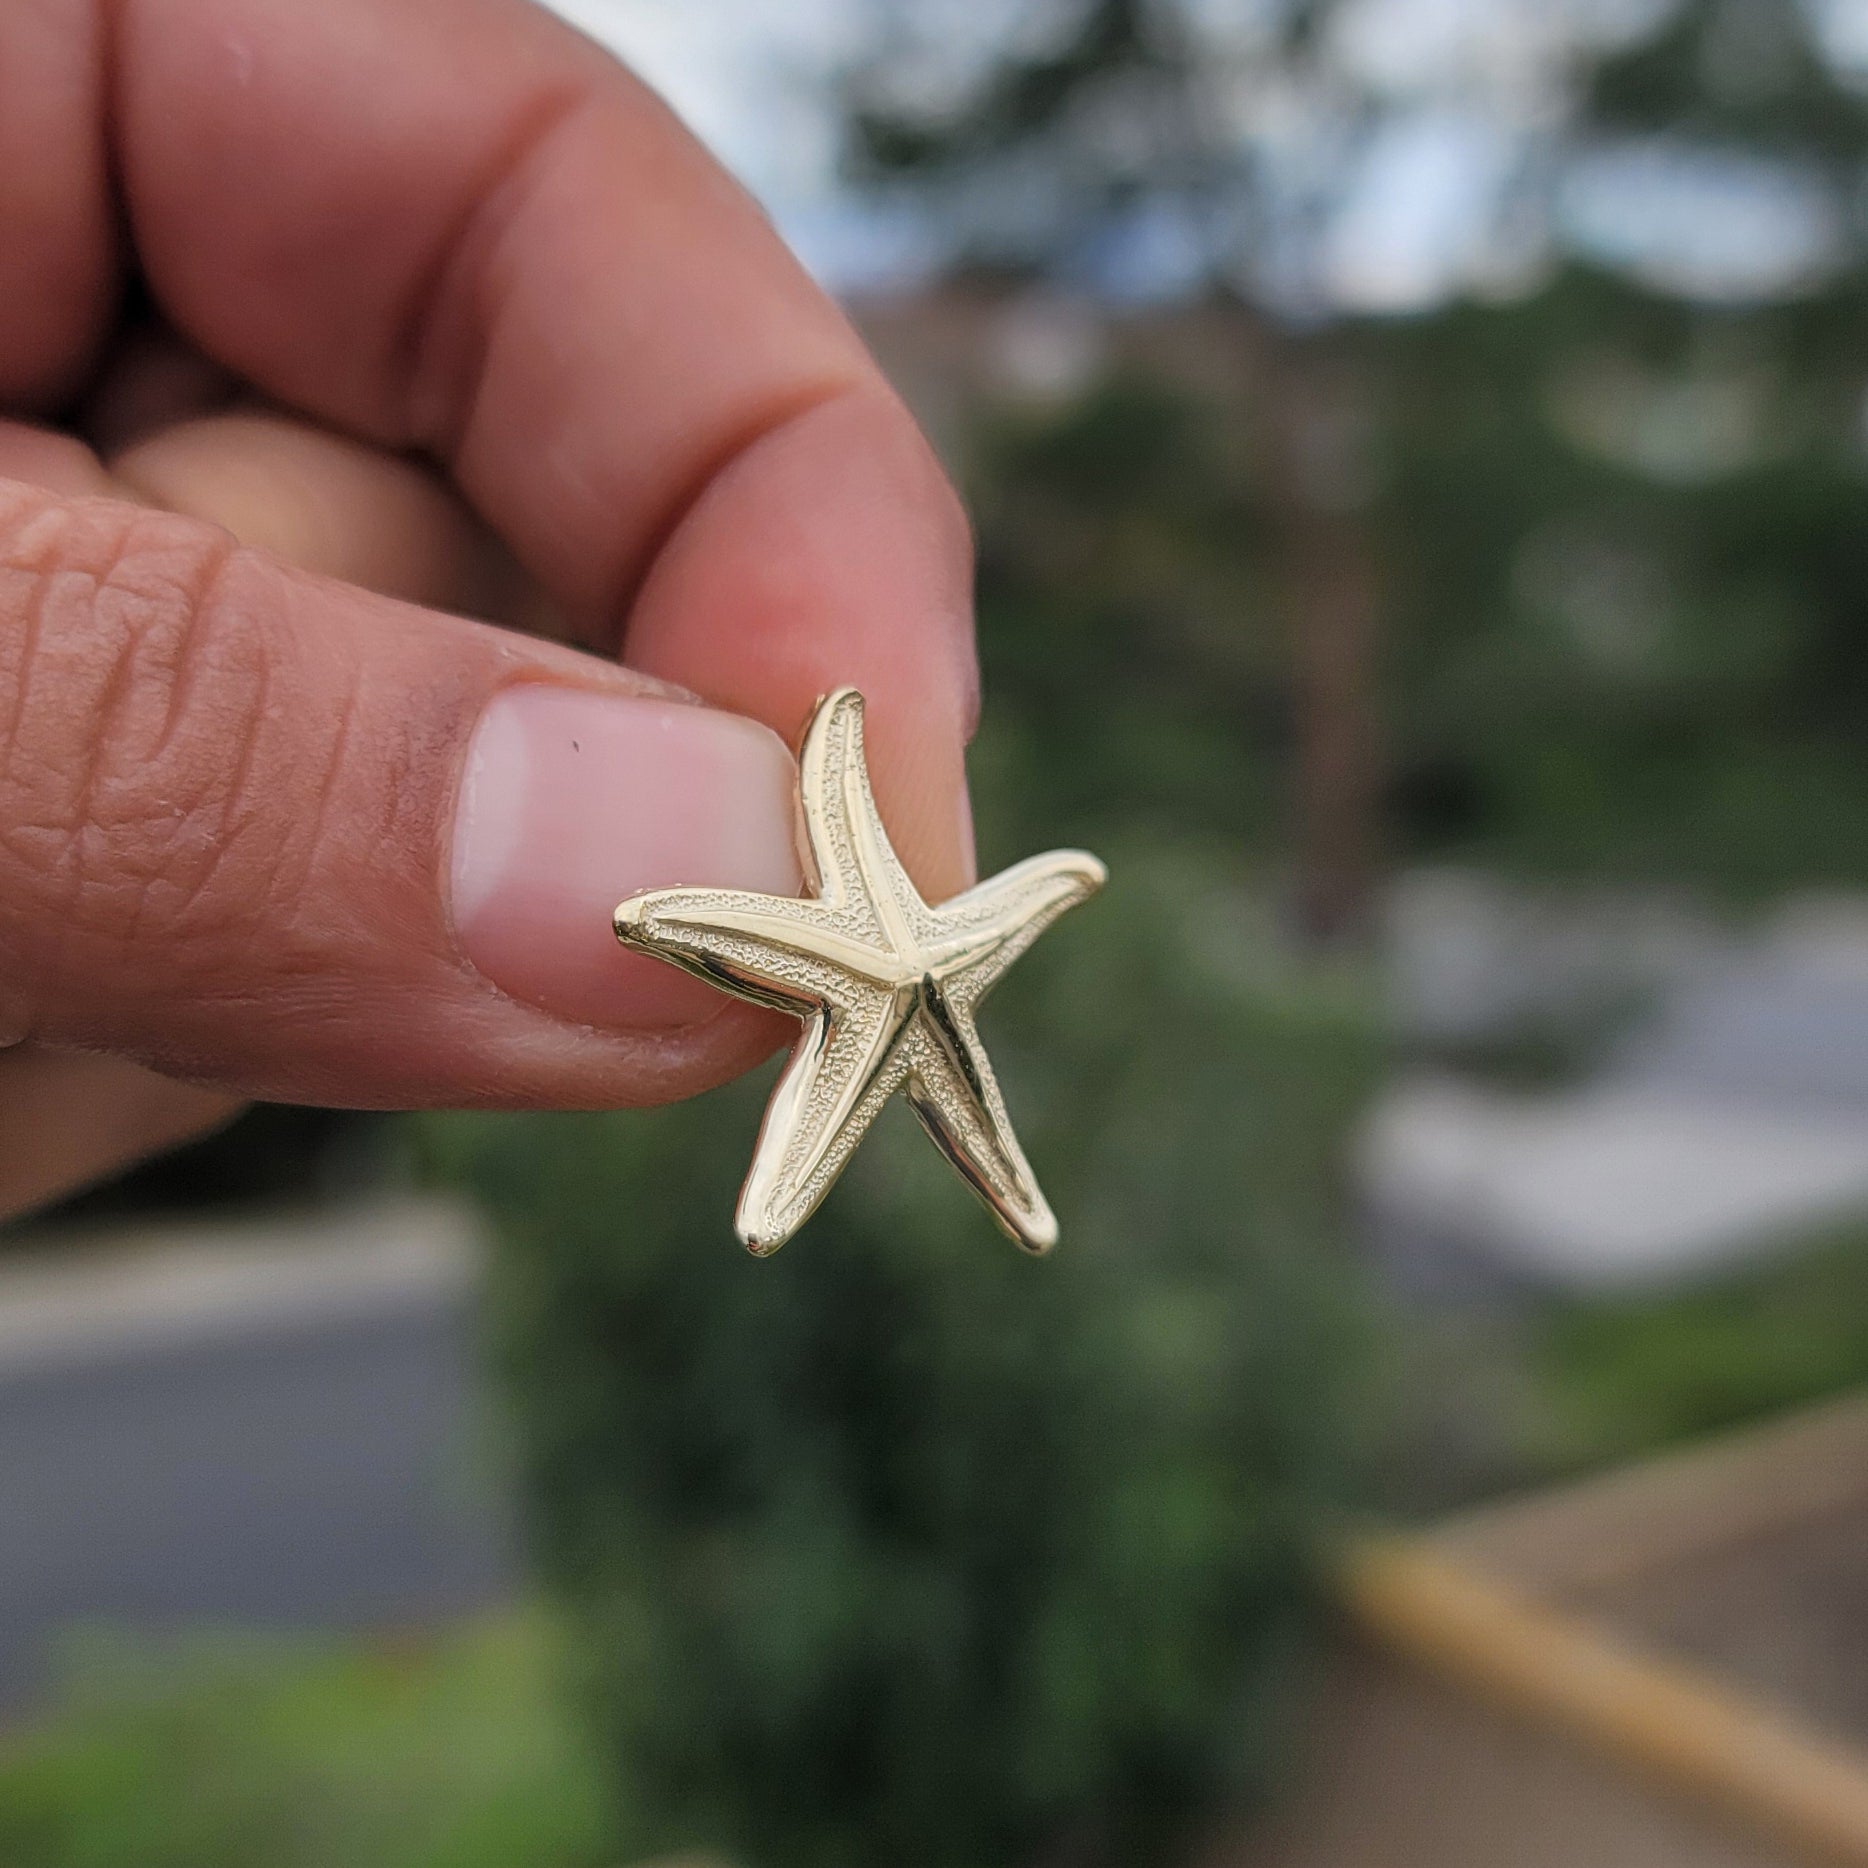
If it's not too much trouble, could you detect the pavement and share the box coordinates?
[0,1197,517,1712]
[1362,1078,1868,1295]
[1365,880,1868,1296]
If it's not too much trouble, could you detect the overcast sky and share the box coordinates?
[544,0,871,276]
[543,0,1859,312]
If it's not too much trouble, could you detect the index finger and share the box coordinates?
[6,0,977,896]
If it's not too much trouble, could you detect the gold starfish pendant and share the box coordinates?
[613,688,1105,1256]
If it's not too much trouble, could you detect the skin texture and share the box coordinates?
[0,0,978,1218]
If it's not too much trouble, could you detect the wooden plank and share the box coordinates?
[1339,1535,1868,1868]
[1433,1392,1868,1595]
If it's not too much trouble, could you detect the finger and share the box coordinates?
[0,477,802,1109]
[0,1046,241,1224]
[109,408,527,619]
[0,430,244,1214]
[0,0,116,408]
[0,422,117,500]
[0,408,542,1201]
[0,405,507,1208]
[101,0,976,897]
[0,411,534,626]
[0,406,526,1205]
[80,319,239,455]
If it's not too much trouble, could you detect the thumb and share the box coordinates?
[0,478,807,1108]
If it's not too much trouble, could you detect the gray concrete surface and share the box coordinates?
[0,1199,517,1711]
[1368,881,1868,1294]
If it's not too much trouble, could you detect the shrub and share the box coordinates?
[422,842,1378,1868]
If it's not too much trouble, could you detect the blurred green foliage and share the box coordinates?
[422,135,1391,1852]
[420,837,1381,1868]
[856,0,1868,898]
[965,382,1281,859]
[1381,274,1868,894]
[0,1615,613,1868]
[1529,1223,1868,1473]
[1377,0,1868,892]
[964,286,1868,899]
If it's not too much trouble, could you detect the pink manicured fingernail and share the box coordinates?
[450,685,802,1031]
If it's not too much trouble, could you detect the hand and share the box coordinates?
[0,0,978,1219]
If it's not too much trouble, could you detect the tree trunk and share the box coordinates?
[1256,328,1385,945]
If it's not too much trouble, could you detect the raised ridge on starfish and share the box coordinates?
[614,687,1105,1255]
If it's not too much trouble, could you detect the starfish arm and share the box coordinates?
[614,886,885,1014]
[796,689,935,950]
[924,848,1107,1009]
[615,690,1105,1256]
[902,994,1058,1254]
[736,989,914,1254]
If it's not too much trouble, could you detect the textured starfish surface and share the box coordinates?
[614,688,1105,1254]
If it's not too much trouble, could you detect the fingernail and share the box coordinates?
[450,684,802,1031]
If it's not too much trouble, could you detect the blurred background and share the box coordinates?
[8,1,1868,1864]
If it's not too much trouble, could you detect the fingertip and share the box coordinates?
[0,423,116,500]
[623,385,981,905]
